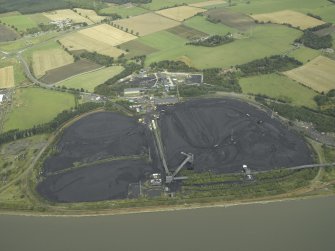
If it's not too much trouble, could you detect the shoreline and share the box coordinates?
[0,193,333,218]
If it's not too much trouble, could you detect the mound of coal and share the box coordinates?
[37,159,152,202]
[158,99,313,173]
[43,112,149,174]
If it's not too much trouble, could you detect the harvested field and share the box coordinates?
[0,25,19,42]
[158,99,313,173]
[284,56,335,93]
[0,66,14,88]
[190,0,227,7]
[39,112,159,202]
[73,8,106,23]
[205,8,256,31]
[40,59,101,84]
[59,24,135,57]
[37,159,153,202]
[43,9,93,25]
[167,25,207,40]
[32,48,74,78]
[113,13,180,36]
[156,6,206,22]
[251,10,325,30]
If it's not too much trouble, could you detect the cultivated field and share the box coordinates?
[190,0,226,7]
[119,40,158,59]
[284,56,335,93]
[0,66,14,89]
[32,48,74,78]
[56,66,124,92]
[3,87,75,131]
[141,0,205,10]
[156,6,206,22]
[240,73,317,108]
[0,14,38,31]
[40,59,101,84]
[113,13,179,36]
[167,25,207,40]
[205,7,256,31]
[73,8,105,23]
[59,24,136,57]
[99,5,148,18]
[0,25,19,42]
[251,10,325,30]
[43,9,93,25]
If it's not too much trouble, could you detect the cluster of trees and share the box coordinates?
[102,13,122,20]
[295,23,333,49]
[179,85,211,97]
[307,13,322,20]
[237,55,302,77]
[26,23,57,34]
[186,34,234,47]
[150,60,198,72]
[314,89,335,106]
[0,102,103,145]
[95,62,142,95]
[203,68,241,92]
[78,51,114,66]
[258,100,335,132]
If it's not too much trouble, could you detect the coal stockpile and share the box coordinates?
[37,159,153,203]
[158,99,313,173]
[43,112,149,174]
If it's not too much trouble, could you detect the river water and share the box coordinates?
[0,196,334,251]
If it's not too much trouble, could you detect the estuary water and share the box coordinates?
[0,196,334,251]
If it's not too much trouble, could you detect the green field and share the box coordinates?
[184,15,237,35]
[99,5,148,18]
[287,47,321,64]
[240,73,317,108]
[231,0,333,16]
[56,66,124,92]
[4,87,75,131]
[0,14,38,31]
[141,24,302,69]
[140,0,204,10]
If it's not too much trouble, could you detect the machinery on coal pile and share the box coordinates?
[165,152,194,184]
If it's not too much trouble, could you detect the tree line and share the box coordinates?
[150,60,198,72]
[237,55,302,77]
[295,23,333,49]
[186,34,234,47]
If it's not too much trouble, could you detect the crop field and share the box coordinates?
[205,7,256,31]
[140,0,204,10]
[0,25,19,42]
[113,13,180,36]
[142,24,301,69]
[0,14,38,31]
[32,48,74,78]
[73,8,105,23]
[43,9,93,25]
[314,26,335,37]
[59,24,135,57]
[184,15,236,35]
[167,25,207,40]
[240,74,317,108]
[252,10,325,30]
[0,66,14,89]
[3,87,75,132]
[118,40,158,59]
[287,47,321,64]
[0,58,25,85]
[40,59,101,84]
[284,56,335,93]
[56,66,124,92]
[190,0,227,8]
[159,99,313,173]
[99,5,148,18]
[156,6,206,22]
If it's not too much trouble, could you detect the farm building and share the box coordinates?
[124,88,145,97]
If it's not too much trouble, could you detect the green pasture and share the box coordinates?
[57,66,124,92]
[140,0,204,10]
[99,5,148,18]
[240,73,318,108]
[287,47,321,64]
[4,87,75,131]
[184,15,237,35]
[0,14,38,31]
[0,58,26,85]
[141,24,302,69]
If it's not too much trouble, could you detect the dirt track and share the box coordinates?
[158,99,313,173]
